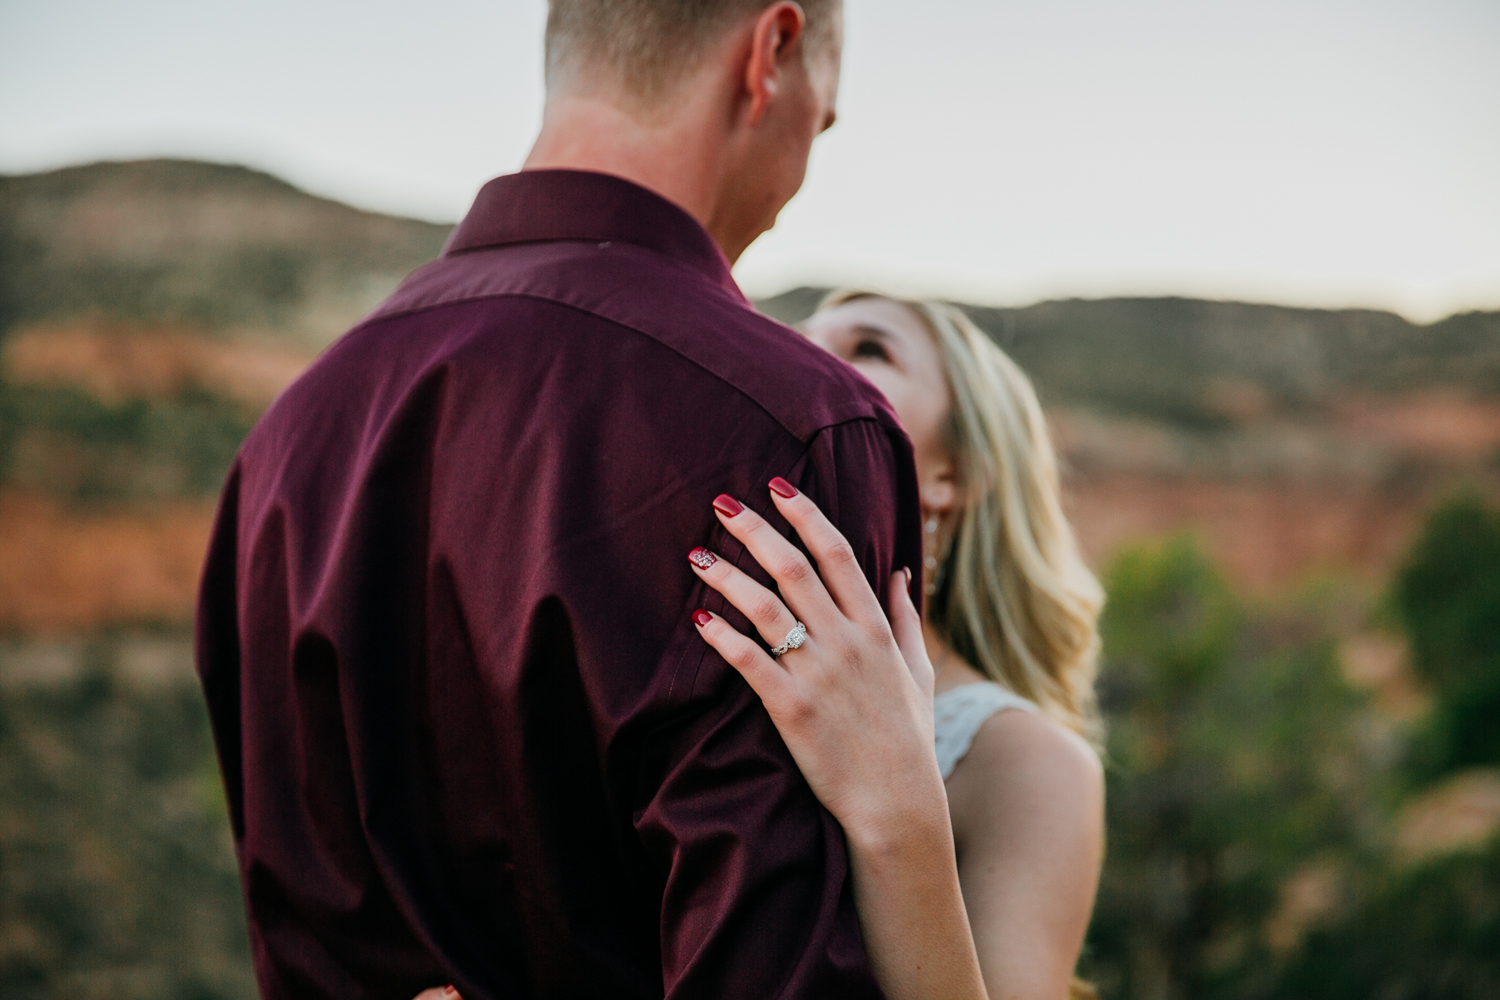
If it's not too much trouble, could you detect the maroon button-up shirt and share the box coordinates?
[197,169,922,1000]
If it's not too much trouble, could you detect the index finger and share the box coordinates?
[764,477,886,628]
[710,493,840,628]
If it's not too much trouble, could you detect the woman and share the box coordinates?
[424,293,1104,1000]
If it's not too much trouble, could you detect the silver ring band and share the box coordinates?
[770,621,808,657]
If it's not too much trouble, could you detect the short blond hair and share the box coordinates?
[817,291,1106,749]
[545,0,840,102]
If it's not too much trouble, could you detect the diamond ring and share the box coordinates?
[770,621,808,657]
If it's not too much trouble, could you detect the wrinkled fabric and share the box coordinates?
[197,169,922,1000]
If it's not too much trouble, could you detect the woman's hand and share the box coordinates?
[410,480,986,1000]
[688,478,945,851]
[690,480,988,1000]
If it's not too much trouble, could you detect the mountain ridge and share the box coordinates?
[0,158,1496,622]
[4,159,1496,417]
[0,158,452,347]
[759,289,1500,425]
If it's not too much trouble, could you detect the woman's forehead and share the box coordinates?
[809,298,929,342]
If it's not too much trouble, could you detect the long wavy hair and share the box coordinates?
[816,290,1105,750]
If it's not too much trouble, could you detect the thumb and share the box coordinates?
[889,569,934,701]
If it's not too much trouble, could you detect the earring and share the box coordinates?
[923,515,941,594]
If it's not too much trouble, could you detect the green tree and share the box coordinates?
[0,635,255,1000]
[1274,834,1500,1000]
[1392,492,1500,779]
[1083,537,1368,1000]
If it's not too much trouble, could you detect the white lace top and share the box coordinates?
[934,681,1038,780]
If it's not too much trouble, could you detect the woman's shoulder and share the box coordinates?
[933,680,1040,780]
[969,705,1101,788]
[944,684,1103,848]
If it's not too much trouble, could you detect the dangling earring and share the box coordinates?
[923,515,942,596]
[922,511,958,598]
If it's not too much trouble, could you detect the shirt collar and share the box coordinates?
[443,169,744,298]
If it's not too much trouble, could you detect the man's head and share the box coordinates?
[532,0,844,262]
[545,0,841,104]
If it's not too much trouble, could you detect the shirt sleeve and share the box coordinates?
[633,416,924,1000]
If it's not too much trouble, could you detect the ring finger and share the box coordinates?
[687,546,807,653]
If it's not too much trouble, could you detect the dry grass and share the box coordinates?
[1396,769,1500,864]
[0,492,214,632]
[1064,474,1430,591]
[1053,395,1500,591]
[3,321,313,408]
[1333,393,1500,460]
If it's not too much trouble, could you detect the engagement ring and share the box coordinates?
[770,621,808,657]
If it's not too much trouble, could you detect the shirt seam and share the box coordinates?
[355,288,889,447]
[443,232,734,291]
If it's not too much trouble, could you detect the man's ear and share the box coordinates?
[744,2,807,126]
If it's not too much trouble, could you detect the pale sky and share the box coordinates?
[2,0,1497,321]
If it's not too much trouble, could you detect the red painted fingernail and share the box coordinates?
[688,547,718,570]
[768,477,798,499]
[692,609,714,627]
[712,494,744,517]
[903,566,912,586]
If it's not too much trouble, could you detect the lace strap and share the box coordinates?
[933,682,1037,779]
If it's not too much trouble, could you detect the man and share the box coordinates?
[196,1,923,996]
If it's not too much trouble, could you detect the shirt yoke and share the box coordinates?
[362,238,899,446]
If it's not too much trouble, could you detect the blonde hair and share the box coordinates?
[817,290,1105,749]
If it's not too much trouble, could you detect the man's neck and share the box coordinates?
[524,94,740,260]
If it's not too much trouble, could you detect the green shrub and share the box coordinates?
[0,635,254,999]
[1274,835,1500,1000]
[1083,537,1370,1000]
[0,381,255,503]
[1392,493,1500,779]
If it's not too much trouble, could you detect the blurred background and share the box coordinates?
[2,1,1498,998]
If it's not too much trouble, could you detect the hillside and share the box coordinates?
[0,158,450,345]
[760,289,1500,422]
[0,159,1498,634]
[3,159,1499,1000]
[0,160,448,504]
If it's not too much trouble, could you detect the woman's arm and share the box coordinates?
[948,709,1104,999]
[687,480,987,1000]
[414,481,1102,1000]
